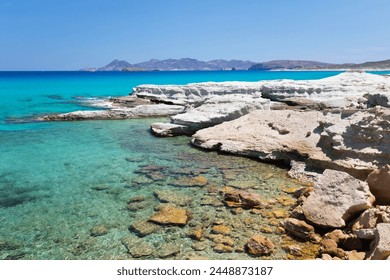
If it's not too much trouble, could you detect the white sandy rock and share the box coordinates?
[302,169,375,228]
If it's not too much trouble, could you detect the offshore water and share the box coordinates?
[0,70,385,260]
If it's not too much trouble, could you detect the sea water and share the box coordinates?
[0,70,386,260]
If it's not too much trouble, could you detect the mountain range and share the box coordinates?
[83,58,390,71]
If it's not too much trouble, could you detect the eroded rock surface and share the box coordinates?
[302,170,374,228]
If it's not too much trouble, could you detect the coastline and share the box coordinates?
[32,71,390,260]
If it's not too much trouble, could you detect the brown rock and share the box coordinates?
[282,218,315,241]
[214,243,233,253]
[149,206,189,226]
[272,209,288,219]
[366,165,390,205]
[320,239,347,259]
[282,244,303,256]
[245,235,274,256]
[222,188,262,209]
[211,225,231,235]
[188,228,204,241]
[130,221,160,237]
[171,176,208,187]
[90,225,108,237]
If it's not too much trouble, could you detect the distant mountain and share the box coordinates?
[249,60,331,70]
[325,59,390,70]
[87,58,390,72]
[95,58,258,71]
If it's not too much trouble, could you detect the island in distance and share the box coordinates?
[82,58,390,71]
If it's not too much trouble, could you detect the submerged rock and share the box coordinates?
[90,225,108,237]
[153,189,192,206]
[121,236,154,258]
[222,187,262,209]
[302,169,374,228]
[158,243,181,258]
[281,218,317,242]
[245,235,274,256]
[130,220,160,237]
[149,205,190,226]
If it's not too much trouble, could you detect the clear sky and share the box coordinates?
[1,0,390,70]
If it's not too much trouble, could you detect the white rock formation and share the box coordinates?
[301,169,375,228]
[134,72,390,109]
[39,104,185,121]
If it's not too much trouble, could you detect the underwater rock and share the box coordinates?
[214,243,234,253]
[281,218,317,242]
[158,243,181,258]
[149,205,190,226]
[127,200,150,211]
[170,176,208,187]
[188,227,204,241]
[153,190,192,206]
[121,236,154,258]
[222,187,262,209]
[211,225,231,235]
[245,235,274,256]
[130,220,160,237]
[90,225,108,237]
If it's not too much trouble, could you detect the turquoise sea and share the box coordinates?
[0,70,387,260]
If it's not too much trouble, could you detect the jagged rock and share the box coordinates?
[149,205,190,226]
[352,206,390,239]
[245,235,274,256]
[281,218,318,242]
[368,223,390,260]
[188,227,204,241]
[320,239,347,259]
[302,169,374,228]
[130,220,160,237]
[366,165,390,205]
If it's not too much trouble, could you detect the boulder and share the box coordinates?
[148,206,190,226]
[302,169,374,228]
[368,223,390,260]
[366,165,390,205]
[352,206,390,239]
[281,218,317,242]
[245,235,274,256]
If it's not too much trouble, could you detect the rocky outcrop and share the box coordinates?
[302,170,374,228]
[368,223,390,260]
[192,107,390,180]
[151,95,270,136]
[366,165,390,205]
[39,104,185,121]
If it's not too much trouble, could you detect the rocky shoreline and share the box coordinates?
[39,71,390,260]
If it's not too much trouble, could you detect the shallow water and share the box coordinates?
[0,118,313,260]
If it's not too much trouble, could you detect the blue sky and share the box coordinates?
[1,0,390,70]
